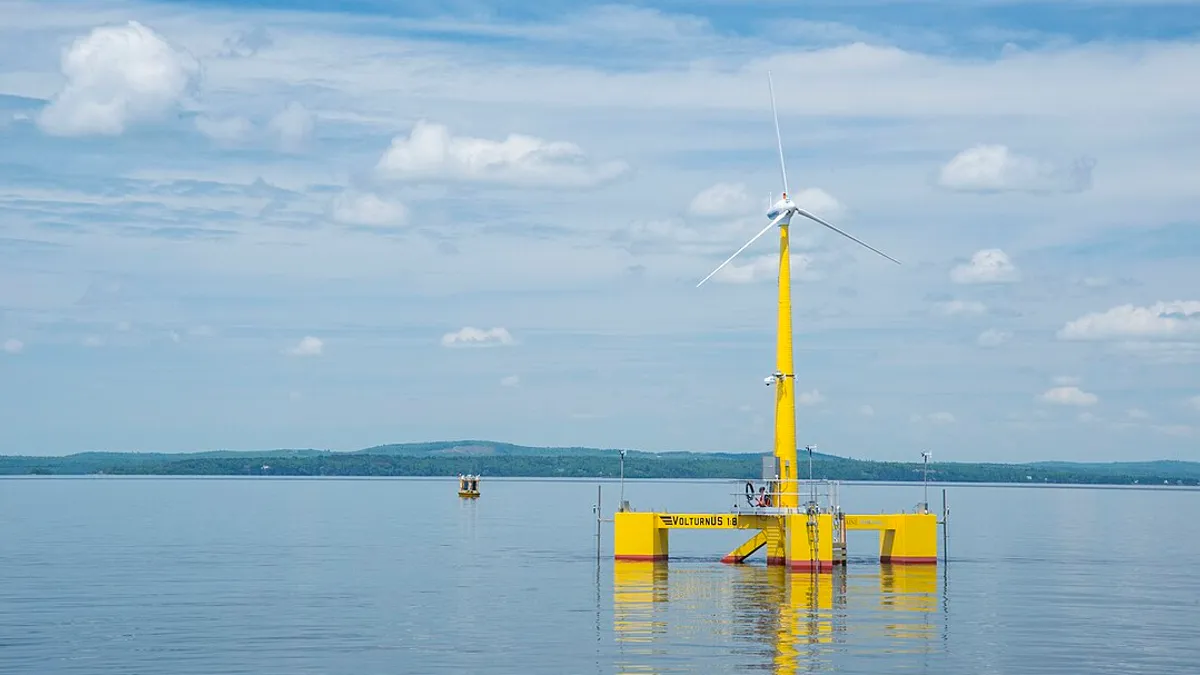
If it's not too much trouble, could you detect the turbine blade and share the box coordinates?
[768,71,789,196]
[697,211,788,287]
[795,209,902,265]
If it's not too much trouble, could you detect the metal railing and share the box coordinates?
[728,478,843,516]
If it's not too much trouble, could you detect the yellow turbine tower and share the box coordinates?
[695,71,900,559]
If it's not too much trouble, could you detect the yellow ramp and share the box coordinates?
[721,530,768,563]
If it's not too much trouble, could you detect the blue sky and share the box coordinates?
[1,0,1199,460]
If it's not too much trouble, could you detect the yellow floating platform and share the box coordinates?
[614,504,937,571]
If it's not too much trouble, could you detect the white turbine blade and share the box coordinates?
[697,212,787,287]
[795,208,902,265]
[768,71,789,196]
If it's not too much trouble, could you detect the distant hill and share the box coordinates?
[0,448,335,475]
[355,440,832,461]
[0,440,1196,485]
[1028,460,1200,481]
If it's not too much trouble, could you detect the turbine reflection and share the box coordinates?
[612,562,942,673]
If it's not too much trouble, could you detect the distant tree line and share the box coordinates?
[3,452,1197,486]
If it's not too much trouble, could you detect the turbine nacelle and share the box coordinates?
[766,194,796,225]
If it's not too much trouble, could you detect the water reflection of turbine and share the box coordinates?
[774,568,846,674]
[612,562,941,673]
[611,563,848,674]
[729,564,788,652]
[725,564,847,673]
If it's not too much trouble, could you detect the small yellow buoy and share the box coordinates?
[457,473,480,499]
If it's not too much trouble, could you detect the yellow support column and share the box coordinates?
[784,512,834,572]
[614,511,669,562]
[878,513,938,564]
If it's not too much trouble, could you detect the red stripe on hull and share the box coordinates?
[766,556,787,567]
[881,556,938,565]
[615,554,668,562]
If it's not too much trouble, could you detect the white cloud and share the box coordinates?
[16,15,1200,137]
[1127,408,1150,420]
[790,188,845,220]
[951,248,1019,284]
[194,115,253,145]
[936,300,987,316]
[796,389,825,406]
[286,336,323,356]
[376,120,628,187]
[330,191,408,227]
[977,329,1012,348]
[1053,376,1081,386]
[268,102,314,152]
[2,338,23,354]
[441,327,515,347]
[858,404,875,417]
[937,144,1095,194]
[1039,386,1098,406]
[500,375,520,387]
[37,20,198,136]
[82,335,103,347]
[1187,396,1200,413]
[688,182,752,218]
[1058,301,1200,340]
[193,105,308,150]
[152,28,1200,122]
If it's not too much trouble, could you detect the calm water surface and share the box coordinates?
[1,477,1197,674]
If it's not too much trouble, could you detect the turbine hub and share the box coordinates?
[766,197,796,225]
